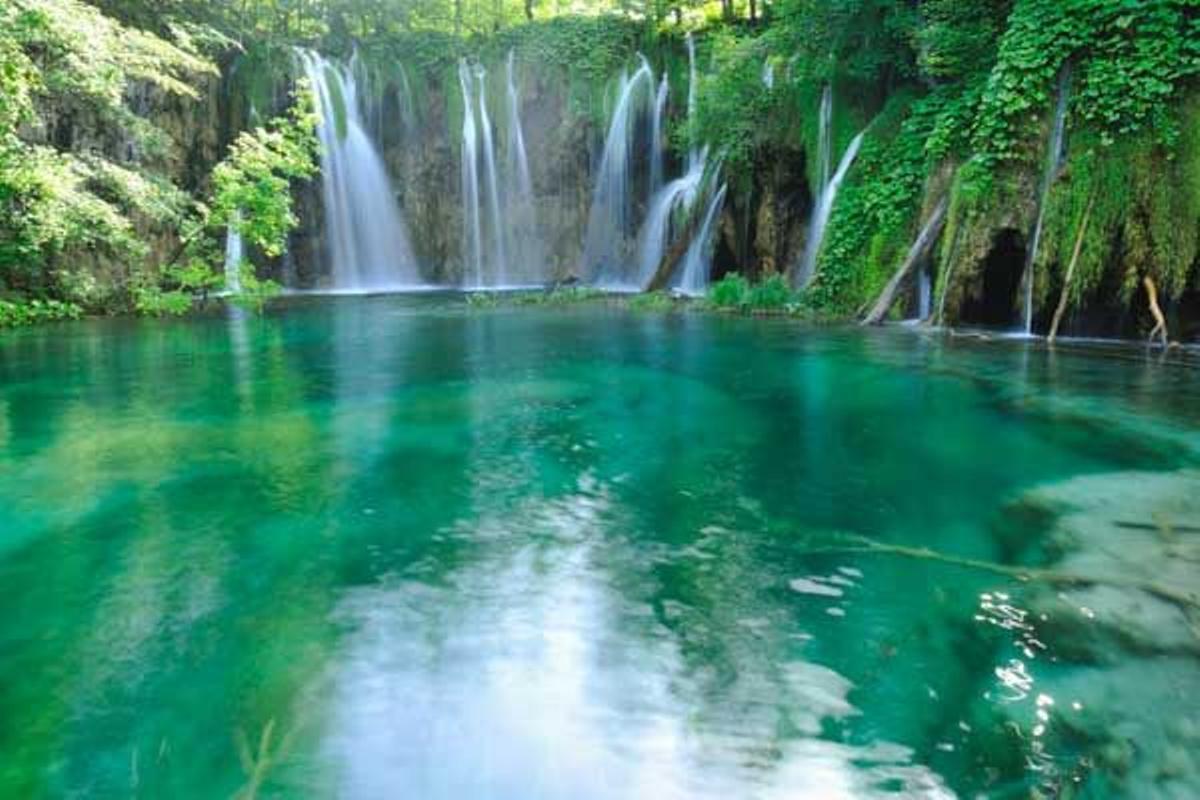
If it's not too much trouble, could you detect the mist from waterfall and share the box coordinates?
[299,50,420,291]
[1021,64,1072,334]
[795,87,865,288]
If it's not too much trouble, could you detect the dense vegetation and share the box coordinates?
[2,0,1198,332]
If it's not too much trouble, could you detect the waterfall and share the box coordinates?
[633,35,724,292]
[685,34,700,172]
[475,67,508,286]
[224,216,243,294]
[677,183,728,295]
[582,59,655,283]
[1021,65,1072,334]
[504,51,544,281]
[650,76,668,197]
[635,150,708,288]
[917,269,932,321]
[458,59,484,286]
[762,59,775,90]
[795,94,865,289]
[816,85,833,191]
[299,50,420,291]
[397,64,415,137]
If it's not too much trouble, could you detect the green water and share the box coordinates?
[1,296,1197,798]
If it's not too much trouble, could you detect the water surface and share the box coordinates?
[1,296,1197,798]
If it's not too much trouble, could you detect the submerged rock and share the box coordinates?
[1022,469,1200,659]
[999,470,1200,797]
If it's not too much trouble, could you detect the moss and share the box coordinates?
[805,90,927,315]
[1037,90,1200,318]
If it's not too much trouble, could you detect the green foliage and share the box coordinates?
[690,30,772,177]
[0,298,82,327]
[628,291,676,311]
[972,0,1200,166]
[0,0,214,288]
[210,86,320,258]
[746,274,793,309]
[485,16,645,84]
[467,286,609,308]
[706,273,799,311]
[805,91,927,313]
[132,284,193,317]
[228,272,283,314]
[707,272,750,308]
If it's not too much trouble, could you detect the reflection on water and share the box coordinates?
[0,296,1196,797]
[326,479,951,798]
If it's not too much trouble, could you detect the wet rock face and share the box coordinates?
[750,143,812,280]
[372,65,600,285]
[26,73,225,289]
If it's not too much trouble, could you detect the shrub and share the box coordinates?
[0,298,83,327]
[747,274,794,309]
[707,273,750,308]
[628,291,675,312]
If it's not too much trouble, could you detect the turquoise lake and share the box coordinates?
[1,295,1197,798]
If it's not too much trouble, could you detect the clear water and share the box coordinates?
[1,297,1197,798]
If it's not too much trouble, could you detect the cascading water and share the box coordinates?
[635,150,708,288]
[685,34,700,173]
[224,216,243,294]
[633,35,723,293]
[677,183,728,295]
[458,59,484,286]
[917,269,932,321]
[816,85,833,191]
[650,76,668,198]
[762,59,775,90]
[475,67,508,286]
[795,87,865,288]
[1020,64,1072,334]
[397,65,416,138]
[585,38,723,292]
[299,50,420,291]
[504,51,544,281]
[459,57,531,288]
[582,60,655,284]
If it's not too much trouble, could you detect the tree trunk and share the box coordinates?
[1144,276,1169,346]
[749,0,757,23]
[525,0,534,20]
[861,198,948,325]
[1047,195,1095,343]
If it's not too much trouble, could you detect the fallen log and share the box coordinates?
[645,208,705,292]
[861,197,948,325]
[1144,275,1169,346]
[1047,194,1095,343]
